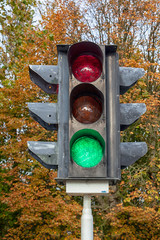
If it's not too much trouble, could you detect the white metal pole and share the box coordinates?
[81,195,93,240]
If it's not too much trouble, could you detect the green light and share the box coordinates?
[71,129,104,168]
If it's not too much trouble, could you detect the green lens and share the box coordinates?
[71,133,104,168]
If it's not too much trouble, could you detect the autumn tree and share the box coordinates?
[0,0,36,236]
[0,0,36,82]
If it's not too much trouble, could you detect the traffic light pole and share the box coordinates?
[66,180,109,239]
[81,195,93,240]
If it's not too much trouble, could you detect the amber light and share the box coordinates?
[72,95,102,124]
[72,55,102,83]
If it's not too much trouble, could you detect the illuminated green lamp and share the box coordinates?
[70,129,105,168]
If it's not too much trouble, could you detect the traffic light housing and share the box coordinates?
[27,41,147,184]
[67,42,120,180]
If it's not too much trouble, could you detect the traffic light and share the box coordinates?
[27,41,147,183]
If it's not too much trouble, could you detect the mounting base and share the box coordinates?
[66,180,109,196]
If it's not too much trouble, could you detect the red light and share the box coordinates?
[72,55,102,82]
[72,95,102,124]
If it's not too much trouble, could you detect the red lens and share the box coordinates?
[72,55,102,82]
[72,95,102,124]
